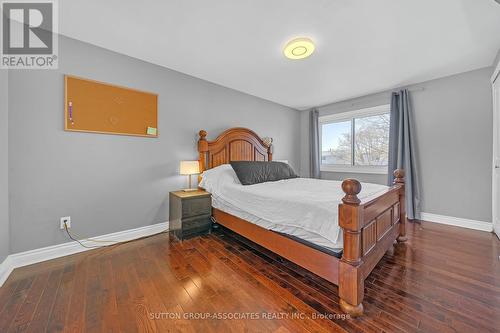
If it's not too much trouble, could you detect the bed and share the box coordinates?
[197,127,407,317]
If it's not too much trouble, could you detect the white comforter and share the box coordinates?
[199,165,388,246]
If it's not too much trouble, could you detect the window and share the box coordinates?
[319,105,390,174]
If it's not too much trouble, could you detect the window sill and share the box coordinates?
[320,165,388,175]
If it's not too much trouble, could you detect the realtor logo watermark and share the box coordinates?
[1,0,58,69]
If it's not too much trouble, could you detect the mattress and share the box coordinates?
[212,194,343,251]
[200,164,388,252]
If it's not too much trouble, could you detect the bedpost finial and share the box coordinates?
[341,179,362,205]
[198,130,208,153]
[394,169,405,184]
[262,137,273,148]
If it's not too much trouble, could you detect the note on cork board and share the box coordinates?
[64,75,158,137]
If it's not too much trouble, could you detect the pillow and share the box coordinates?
[230,161,298,185]
[199,164,240,192]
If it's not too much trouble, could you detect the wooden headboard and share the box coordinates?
[197,128,272,173]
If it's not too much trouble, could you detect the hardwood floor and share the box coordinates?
[0,221,499,332]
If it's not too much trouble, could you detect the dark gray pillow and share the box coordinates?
[230,161,298,185]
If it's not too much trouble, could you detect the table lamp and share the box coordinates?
[180,161,200,191]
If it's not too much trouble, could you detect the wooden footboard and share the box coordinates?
[338,169,407,316]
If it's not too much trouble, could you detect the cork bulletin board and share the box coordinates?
[64,75,158,137]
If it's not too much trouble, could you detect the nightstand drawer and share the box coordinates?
[183,215,211,230]
[182,197,211,218]
[182,215,211,238]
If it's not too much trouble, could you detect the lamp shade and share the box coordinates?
[180,161,200,175]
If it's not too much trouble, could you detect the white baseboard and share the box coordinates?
[0,221,168,287]
[420,212,492,232]
[0,256,14,288]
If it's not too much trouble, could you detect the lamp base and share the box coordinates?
[182,188,198,192]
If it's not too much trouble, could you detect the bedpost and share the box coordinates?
[394,169,408,242]
[262,137,273,161]
[338,179,364,317]
[198,130,208,182]
[340,179,363,265]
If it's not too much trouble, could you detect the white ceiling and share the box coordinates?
[60,0,500,110]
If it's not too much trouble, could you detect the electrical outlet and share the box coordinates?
[60,216,71,229]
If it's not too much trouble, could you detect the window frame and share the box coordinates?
[319,104,390,175]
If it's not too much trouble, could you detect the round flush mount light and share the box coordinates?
[283,37,315,60]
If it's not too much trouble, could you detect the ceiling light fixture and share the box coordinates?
[283,37,315,60]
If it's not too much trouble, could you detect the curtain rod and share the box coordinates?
[407,87,425,93]
[317,86,425,109]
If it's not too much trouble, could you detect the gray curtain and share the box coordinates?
[309,108,321,179]
[388,90,421,219]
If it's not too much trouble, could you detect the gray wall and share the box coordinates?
[300,67,493,223]
[0,70,9,262]
[8,36,300,253]
[493,48,500,70]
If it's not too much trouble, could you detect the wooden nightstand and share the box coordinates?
[169,190,212,240]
